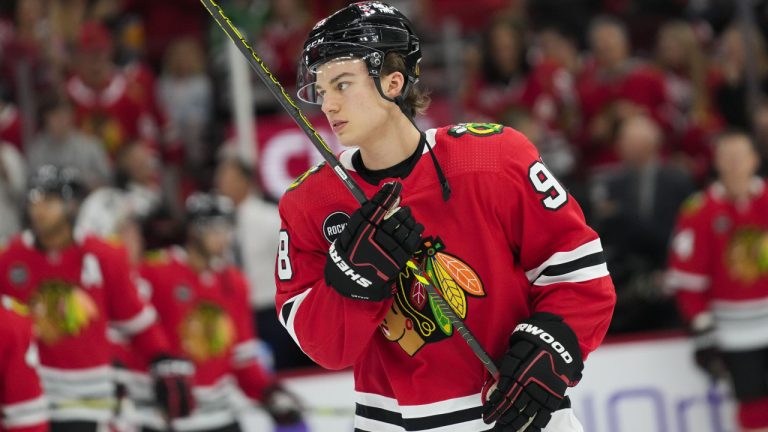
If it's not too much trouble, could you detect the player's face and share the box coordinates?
[28,193,69,237]
[315,58,392,147]
[715,135,759,183]
[197,222,233,258]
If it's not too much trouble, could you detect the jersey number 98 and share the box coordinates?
[528,161,567,210]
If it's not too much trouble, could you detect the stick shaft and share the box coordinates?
[200,0,499,378]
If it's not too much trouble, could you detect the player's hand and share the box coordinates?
[150,355,195,419]
[690,315,727,380]
[263,383,306,427]
[482,313,583,431]
[325,181,424,301]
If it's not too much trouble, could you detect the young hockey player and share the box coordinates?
[275,2,616,431]
[667,131,768,431]
[0,295,48,432]
[138,193,304,432]
[0,165,193,432]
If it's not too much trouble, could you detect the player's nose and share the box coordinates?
[321,94,340,115]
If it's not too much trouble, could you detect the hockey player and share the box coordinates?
[137,193,304,432]
[667,131,768,431]
[275,3,616,431]
[0,165,194,432]
[0,295,48,432]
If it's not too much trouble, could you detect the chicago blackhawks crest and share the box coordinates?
[180,301,236,362]
[29,280,99,345]
[380,237,485,355]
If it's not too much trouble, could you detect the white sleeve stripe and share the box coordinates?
[2,411,49,428]
[110,306,157,335]
[2,395,47,416]
[525,239,604,283]
[533,263,609,286]
[278,288,313,353]
[664,269,710,292]
[231,340,259,365]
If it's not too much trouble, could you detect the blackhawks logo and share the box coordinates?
[726,228,768,283]
[180,302,236,362]
[30,280,99,346]
[380,237,485,356]
[447,123,504,138]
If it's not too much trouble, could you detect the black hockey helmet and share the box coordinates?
[28,165,86,203]
[185,192,235,227]
[297,1,421,109]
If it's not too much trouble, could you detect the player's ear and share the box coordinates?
[382,71,405,99]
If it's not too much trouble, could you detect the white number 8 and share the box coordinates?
[528,161,568,210]
[277,230,293,281]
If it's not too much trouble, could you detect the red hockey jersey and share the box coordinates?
[667,179,768,351]
[139,247,273,431]
[0,296,47,432]
[275,125,616,431]
[0,232,169,424]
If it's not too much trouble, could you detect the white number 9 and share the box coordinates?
[528,161,568,210]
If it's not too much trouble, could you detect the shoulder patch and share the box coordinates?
[681,193,705,216]
[1,295,29,316]
[286,161,327,193]
[143,249,169,266]
[447,123,505,138]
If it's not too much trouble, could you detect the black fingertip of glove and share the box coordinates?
[511,312,584,385]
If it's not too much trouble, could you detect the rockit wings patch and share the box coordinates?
[380,237,485,356]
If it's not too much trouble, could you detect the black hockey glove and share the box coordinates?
[325,181,424,301]
[263,383,306,427]
[690,314,727,380]
[482,313,583,432]
[150,355,195,419]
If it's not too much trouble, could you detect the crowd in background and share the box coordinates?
[1,0,767,369]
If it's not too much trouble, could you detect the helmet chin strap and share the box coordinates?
[371,76,452,202]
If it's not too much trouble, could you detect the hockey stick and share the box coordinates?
[200,0,499,379]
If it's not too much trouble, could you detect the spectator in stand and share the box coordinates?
[0,0,58,112]
[27,96,112,190]
[576,15,669,170]
[462,15,528,121]
[115,140,163,221]
[591,115,693,332]
[754,99,768,173]
[0,140,25,245]
[667,131,768,432]
[0,99,22,152]
[65,21,158,158]
[520,26,582,137]
[157,37,213,172]
[714,24,768,131]
[655,20,723,184]
[214,150,314,370]
[257,0,312,90]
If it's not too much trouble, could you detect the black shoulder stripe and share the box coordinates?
[540,252,606,277]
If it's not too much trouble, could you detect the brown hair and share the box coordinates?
[380,52,430,116]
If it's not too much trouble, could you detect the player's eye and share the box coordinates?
[337,82,350,91]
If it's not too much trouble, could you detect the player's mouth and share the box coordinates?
[331,120,348,133]
[379,323,390,337]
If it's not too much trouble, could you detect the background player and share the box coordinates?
[0,165,193,432]
[667,131,768,431]
[0,295,48,432]
[276,2,615,431]
[138,193,305,432]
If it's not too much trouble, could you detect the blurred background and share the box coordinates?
[1,0,766,430]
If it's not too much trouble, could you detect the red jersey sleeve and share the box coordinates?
[499,129,616,358]
[97,241,170,362]
[223,269,274,401]
[275,188,393,370]
[666,194,712,322]
[0,298,48,432]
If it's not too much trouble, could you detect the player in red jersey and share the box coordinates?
[275,3,616,431]
[0,165,193,432]
[137,193,304,432]
[0,295,48,432]
[667,131,768,431]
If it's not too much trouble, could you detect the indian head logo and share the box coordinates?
[380,237,485,356]
[726,227,768,283]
